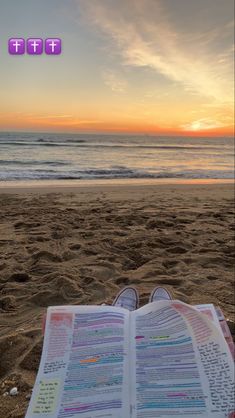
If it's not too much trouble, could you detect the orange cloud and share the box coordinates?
[0,112,233,136]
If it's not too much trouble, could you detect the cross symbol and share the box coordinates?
[31,40,39,53]
[45,38,61,55]
[13,40,21,53]
[49,40,57,53]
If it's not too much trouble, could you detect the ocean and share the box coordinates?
[0,132,234,182]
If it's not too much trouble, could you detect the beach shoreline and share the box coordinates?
[0,177,234,194]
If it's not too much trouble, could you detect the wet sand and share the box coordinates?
[0,182,234,417]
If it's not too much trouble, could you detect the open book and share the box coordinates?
[25,301,234,418]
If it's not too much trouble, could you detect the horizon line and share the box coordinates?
[0,129,234,138]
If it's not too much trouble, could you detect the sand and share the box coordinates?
[0,182,234,417]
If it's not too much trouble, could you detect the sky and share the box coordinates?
[0,0,234,135]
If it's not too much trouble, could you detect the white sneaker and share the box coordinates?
[112,286,139,311]
[149,286,172,302]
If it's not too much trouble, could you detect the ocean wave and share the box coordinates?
[0,168,234,181]
[36,138,85,143]
[0,160,69,166]
[0,141,224,151]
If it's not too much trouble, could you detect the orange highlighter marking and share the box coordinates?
[80,357,99,363]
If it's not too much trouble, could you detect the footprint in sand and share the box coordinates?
[115,277,130,286]
[31,250,62,263]
[28,290,68,307]
[0,295,16,311]
[9,272,30,283]
[68,243,81,251]
[0,335,30,379]
[162,260,179,269]
[156,277,184,286]
[166,246,189,254]
[20,339,43,373]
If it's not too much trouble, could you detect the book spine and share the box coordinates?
[130,404,136,417]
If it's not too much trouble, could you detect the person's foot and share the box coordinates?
[149,286,172,303]
[112,286,139,311]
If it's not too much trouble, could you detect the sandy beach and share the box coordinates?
[0,181,234,417]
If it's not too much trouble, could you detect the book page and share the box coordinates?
[26,305,131,418]
[194,304,221,328]
[130,301,234,418]
[194,304,235,359]
[196,304,235,359]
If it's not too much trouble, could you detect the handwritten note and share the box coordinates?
[33,379,60,414]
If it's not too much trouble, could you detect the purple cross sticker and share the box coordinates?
[45,38,62,55]
[27,38,43,55]
[8,38,25,55]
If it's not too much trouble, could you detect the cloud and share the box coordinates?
[35,115,74,120]
[182,118,227,131]
[102,69,127,92]
[78,0,234,105]
[22,113,101,126]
